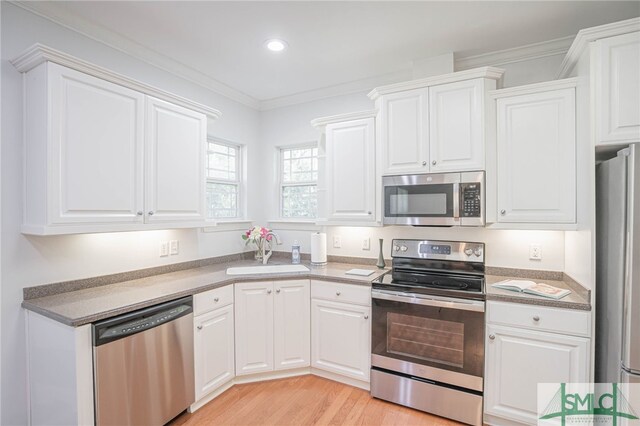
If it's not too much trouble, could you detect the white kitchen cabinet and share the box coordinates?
[494,83,576,224]
[377,88,430,175]
[234,281,274,375]
[14,48,218,235]
[311,298,371,382]
[274,280,311,370]
[429,79,487,172]
[145,97,207,224]
[324,117,376,223]
[595,31,640,145]
[194,303,235,402]
[235,280,310,376]
[484,301,590,425]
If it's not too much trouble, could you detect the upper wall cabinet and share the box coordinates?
[12,45,220,235]
[312,111,379,226]
[594,31,640,145]
[368,67,503,176]
[492,80,577,225]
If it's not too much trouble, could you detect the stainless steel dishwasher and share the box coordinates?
[93,296,195,426]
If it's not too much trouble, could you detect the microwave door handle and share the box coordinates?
[453,183,460,218]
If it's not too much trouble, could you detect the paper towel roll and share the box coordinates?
[310,232,327,265]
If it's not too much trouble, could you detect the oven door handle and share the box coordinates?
[371,289,485,312]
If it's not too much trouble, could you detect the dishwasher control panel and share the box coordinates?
[93,296,193,346]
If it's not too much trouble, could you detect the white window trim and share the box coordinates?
[205,137,246,222]
[278,142,318,220]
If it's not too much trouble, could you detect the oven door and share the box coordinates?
[371,289,485,392]
[382,173,461,226]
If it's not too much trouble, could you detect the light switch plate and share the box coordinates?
[333,235,342,248]
[169,240,179,255]
[362,238,370,251]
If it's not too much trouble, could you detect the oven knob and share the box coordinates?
[473,247,483,257]
[393,245,400,252]
[400,245,408,252]
[464,248,473,256]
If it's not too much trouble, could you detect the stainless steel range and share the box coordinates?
[370,239,485,426]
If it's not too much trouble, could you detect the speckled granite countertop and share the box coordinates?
[22,260,389,327]
[485,274,591,311]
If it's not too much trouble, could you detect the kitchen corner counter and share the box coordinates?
[22,260,389,327]
[485,274,591,311]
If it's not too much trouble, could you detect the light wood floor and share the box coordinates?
[170,375,462,426]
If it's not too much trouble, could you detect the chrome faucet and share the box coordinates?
[262,231,282,265]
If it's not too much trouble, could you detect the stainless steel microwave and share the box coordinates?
[382,171,485,226]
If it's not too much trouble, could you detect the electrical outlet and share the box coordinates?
[169,240,179,255]
[159,241,169,257]
[362,238,370,251]
[333,235,342,248]
[529,244,542,260]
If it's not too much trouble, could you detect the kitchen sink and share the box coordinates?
[226,264,310,275]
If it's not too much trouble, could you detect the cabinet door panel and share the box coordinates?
[378,89,429,175]
[311,299,370,381]
[429,79,484,172]
[145,97,206,223]
[325,118,376,222]
[496,88,576,223]
[484,324,589,425]
[274,280,310,370]
[235,282,274,375]
[194,304,234,401]
[597,32,640,144]
[48,63,144,224]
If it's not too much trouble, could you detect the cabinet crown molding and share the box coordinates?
[11,43,222,120]
[489,77,579,99]
[367,66,504,100]
[557,17,640,79]
[310,110,377,128]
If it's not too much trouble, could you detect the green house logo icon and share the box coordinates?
[540,383,639,425]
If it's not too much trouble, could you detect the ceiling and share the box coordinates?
[15,1,640,108]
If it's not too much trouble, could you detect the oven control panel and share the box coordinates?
[392,239,484,263]
[460,182,482,218]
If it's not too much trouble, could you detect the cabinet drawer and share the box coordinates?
[311,280,371,306]
[194,285,233,316]
[487,301,591,337]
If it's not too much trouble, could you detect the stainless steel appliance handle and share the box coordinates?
[453,183,460,219]
[372,289,485,312]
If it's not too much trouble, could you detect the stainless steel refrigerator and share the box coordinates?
[596,143,640,384]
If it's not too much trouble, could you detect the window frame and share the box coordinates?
[206,137,244,221]
[278,143,319,220]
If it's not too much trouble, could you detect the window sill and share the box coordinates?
[201,219,253,233]
[267,219,322,231]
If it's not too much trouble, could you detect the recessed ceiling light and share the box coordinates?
[265,39,288,52]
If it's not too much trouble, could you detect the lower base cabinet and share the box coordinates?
[194,304,235,402]
[311,281,371,383]
[484,302,590,425]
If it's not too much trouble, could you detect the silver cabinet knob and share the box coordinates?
[367,211,372,215]
[336,291,341,296]
[422,161,427,166]
[197,325,203,330]
[148,211,154,216]
[533,316,540,322]
[432,160,437,165]
[500,210,506,215]
[214,297,219,302]
[276,288,281,293]
[364,315,369,320]
[267,289,272,294]
[489,334,495,340]
[136,211,143,216]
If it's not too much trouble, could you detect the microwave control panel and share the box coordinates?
[460,183,481,217]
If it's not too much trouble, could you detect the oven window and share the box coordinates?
[372,298,484,378]
[387,313,464,368]
[384,184,453,217]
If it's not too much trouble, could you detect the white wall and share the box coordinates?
[0,4,260,424]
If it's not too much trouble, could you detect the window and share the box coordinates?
[280,145,318,218]
[206,139,241,219]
